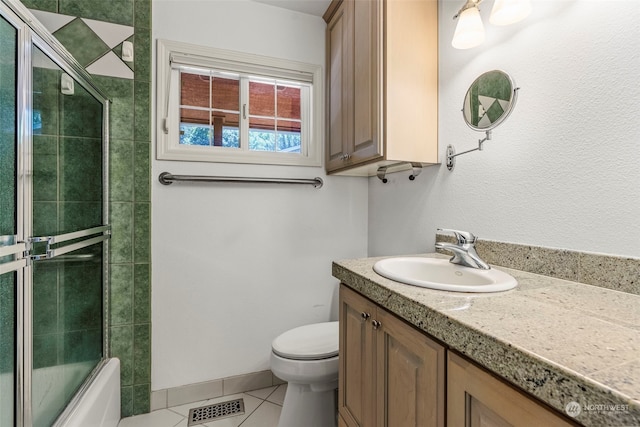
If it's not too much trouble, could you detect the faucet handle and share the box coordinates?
[437,228,477,245]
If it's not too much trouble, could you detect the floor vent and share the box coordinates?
[187,398,245,426]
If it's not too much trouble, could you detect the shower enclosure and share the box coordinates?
[0,0,111,425]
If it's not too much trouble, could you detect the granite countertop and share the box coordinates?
[332,253,640,427]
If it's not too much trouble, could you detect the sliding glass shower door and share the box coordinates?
[30,46,107,427]
[0,1,110,425]
[0,12,19,427]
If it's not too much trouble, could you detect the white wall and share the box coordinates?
[152,0,368,390]
[369,0,640,258]
[152,0,640,392]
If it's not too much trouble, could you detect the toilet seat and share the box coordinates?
[272,321,338,361]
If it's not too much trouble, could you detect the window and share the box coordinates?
[157,39,323,166]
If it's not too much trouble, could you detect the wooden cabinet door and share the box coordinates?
[339,285,376,427]
[350,0,381,165]
[326,0,353,172]
[447,352,575,427]
[326,0,381,172]
[375,307,445,427]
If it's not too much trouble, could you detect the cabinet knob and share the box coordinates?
[361,312,370,321]
[372,320,381,330]
[340,153,351,161]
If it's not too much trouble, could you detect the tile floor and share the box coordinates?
[118,385,285,427]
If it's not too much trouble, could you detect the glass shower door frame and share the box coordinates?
[0,0,111,425]
[1,5,33,425]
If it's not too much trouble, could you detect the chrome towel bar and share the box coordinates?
[158,172,323,189]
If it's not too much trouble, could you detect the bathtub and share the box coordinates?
[55,358,121,427]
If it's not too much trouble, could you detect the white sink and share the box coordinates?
[373,257,517,293]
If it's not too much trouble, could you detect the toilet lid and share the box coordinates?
[272,321,339,360]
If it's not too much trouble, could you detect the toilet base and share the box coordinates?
[278,382,337,427]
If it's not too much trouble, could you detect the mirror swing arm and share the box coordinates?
[446,130,492,170]
[447,70,519,171]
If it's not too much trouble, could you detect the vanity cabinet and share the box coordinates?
[339,285,577,427]
[323,0,438,176]
[338,285,445,427]
[447,352,574,427]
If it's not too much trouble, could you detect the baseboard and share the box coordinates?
[151,370,285,411]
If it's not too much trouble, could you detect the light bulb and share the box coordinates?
[490,0,532,26]
[452,5,485,49]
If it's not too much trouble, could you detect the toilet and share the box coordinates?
[270,321,339,427]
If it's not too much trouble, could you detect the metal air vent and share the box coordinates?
[187,398,245,425]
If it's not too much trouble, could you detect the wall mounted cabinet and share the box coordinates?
[339,285,577,427]
[323,0,439,176]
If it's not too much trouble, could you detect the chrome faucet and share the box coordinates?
[435,228,490,270]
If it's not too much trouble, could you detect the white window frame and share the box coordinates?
[156,39,323,167]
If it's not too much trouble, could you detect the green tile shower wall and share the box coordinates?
[26,0,152,417]
[53,18,110,68]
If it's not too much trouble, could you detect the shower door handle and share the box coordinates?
[30,225,111,261]
[42,235,109,260]
[0,237,28,275]
[0,240,26,258]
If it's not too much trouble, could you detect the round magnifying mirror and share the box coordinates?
[462,70,517,131]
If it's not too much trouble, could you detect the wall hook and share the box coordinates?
[409,163,423,180]
[376,166,389,183]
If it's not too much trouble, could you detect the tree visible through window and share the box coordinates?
[179,70,302,152]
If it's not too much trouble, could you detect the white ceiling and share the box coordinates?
[251,0,332,17]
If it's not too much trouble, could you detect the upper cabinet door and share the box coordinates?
[326,1,353,172]
[351,0,381,165]
[325,0,382,173]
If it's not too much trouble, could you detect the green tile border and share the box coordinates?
[94,76,135,141]
[133,28,150,81]
[20,0,57,12]
[134,0,151,30]
[134,81,150,142]
[133,382,150,414]
[133,323,150,384]
[120,385,133,418]
[110,325,133,386]
[59,0,134,26]
[134,141,150,202]
[109,139,134,202]
[133,264,150,323]
[109,264,134,326]
[109,202,134,264]
[134,203,150,263]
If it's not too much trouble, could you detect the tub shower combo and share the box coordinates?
[0,0,119,426]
